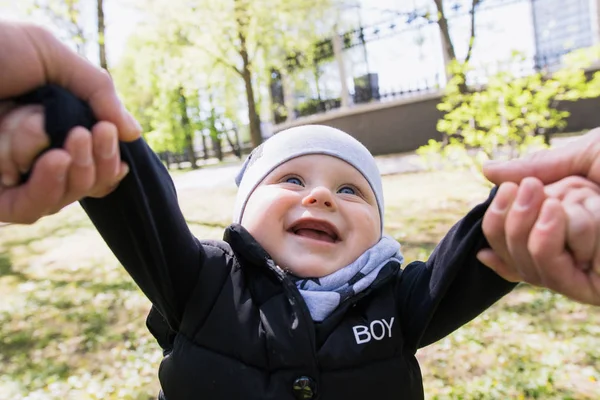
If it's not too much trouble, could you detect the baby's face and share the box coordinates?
[241,154,380,278]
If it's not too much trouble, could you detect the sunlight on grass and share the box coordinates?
[0,169,598,399]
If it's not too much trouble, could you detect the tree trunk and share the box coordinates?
[241,63,262,148]
[433,0,456,63]
[434,0,480,147]
[233,127,242,158]
[178,88,198,169]
[224,129,241,159]
[433,0,479,94]
[97,0,108,70]
[201,134,208,160]
[235,0,262,148]
[166,152,172,170]
[211,135,223,161]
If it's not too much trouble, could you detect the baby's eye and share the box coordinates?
[338,186,356,195]
[284,176,303,186]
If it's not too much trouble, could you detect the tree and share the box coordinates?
[389,0,481,88]
[433,0,481,81]
[26,0,108,71]
[114,0,336,161]
[112,15,204,167]
[176,0,336,148]
[97,0,108,70]
[177,86,199,169]
[417,48,600,171]
[27,0,87,55]
[395,0,483,146]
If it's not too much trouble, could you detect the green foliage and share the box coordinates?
[419,48,600,170]
[112,15,203,154]
[111,0,337,151]
[21,0,87,54]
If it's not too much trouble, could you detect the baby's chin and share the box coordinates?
[279,261,346,279]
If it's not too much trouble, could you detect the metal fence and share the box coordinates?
[272,0,600,123]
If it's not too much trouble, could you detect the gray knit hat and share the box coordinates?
[233,124,384,233]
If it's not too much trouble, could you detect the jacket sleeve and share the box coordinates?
[395,188,517,352]
[80,138,204,332]
[15,85,205,332]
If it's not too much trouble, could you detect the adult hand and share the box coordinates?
[0,104,128,224]
[0,21,138,224]
[0,21,140,140]
[481,129,600,305]
[478,177,600,306]
[483,128,600,186]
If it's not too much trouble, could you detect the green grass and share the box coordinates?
[1,169,598,399]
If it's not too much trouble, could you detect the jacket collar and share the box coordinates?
[223,223,400,291]
[223,223,270,264]
[223,224,287,281]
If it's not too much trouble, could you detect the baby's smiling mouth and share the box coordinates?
[289,219,340,243]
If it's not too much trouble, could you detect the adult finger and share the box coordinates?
[0,149,71,224]
[583,196,600,276]
[476,248,521,282]
[483,128,600,186]
[504,177,546,285]
[59,126,96,206]
[481,182,519,268]
[0,22,141,142]
[88,162,129,199]
[88,121,121,196]
[528,198,600,306]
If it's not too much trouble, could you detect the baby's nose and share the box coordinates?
[302,187,335,208]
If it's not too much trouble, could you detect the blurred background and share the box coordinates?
[4,0,600,166]
[1,0,600,399]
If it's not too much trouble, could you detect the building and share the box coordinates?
[531,0,600,68]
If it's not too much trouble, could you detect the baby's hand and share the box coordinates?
[544,176,600,268]
[0,102,128,224]
[478,176,600,306]
[0,102,49,187]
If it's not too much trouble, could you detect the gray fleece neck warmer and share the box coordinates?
[291,235,403,321]
[233,124,385,232]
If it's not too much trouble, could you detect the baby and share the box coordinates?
[4,86,600,400]
[78,124,537,400]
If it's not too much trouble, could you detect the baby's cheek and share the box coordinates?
[241,188,294,243]
[353,208,380,238]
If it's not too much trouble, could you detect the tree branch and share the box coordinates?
[464,0,481,64]
[200,45,243,77]
[434,0,457,62]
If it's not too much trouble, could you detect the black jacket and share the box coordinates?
[23,86,516,400]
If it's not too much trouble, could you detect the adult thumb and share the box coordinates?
[483,129,600,185]
[2,22,141,142]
